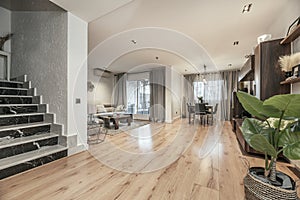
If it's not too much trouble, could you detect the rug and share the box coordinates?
[106,120,150,135]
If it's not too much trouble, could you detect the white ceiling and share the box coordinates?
[107,49,197,74]
[50,0,300,74]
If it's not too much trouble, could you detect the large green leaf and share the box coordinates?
[283,142,300,160]
[264,94,300,118]
[237,92,280,120]
[278,130,300,159]
[249,134,277,157]
[241,118,273,145]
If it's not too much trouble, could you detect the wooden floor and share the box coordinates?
[0,119,299,200]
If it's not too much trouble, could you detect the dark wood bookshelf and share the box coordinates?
[280,77,300,85]
[281,24,300,44]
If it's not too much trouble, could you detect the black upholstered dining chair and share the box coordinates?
[195,103,207,124]
[207,103,218,125]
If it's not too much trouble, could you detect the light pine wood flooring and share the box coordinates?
[0,120,299,200]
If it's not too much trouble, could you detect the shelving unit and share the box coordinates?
[280,77,300,85]
[280,24,300,44]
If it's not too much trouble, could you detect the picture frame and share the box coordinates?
[286,16,300,36]
[292,64,300,77]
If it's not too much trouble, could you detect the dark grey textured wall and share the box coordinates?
[11,11,68,131]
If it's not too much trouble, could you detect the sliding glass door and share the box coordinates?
[127,80,150,115]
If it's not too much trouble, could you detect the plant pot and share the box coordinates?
[285,71,293,78]
[244,167,298,200]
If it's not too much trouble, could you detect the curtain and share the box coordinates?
[150,68,166,122]
[113,73,127,107]
[182,74,196,117]
[220,70,238,121]
[183,70,238,121]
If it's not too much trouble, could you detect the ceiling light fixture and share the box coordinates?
[233,41,239,46]
[131,40,137,44]
[155,56,159,60]
[228,63,232,67]
[203,65,207,84]
[242,3,252,13]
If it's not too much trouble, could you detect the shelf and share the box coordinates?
[280,77,300,85]
[281,24,300,44]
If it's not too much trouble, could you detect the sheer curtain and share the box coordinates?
[113,73,127,107]
[220,70,238,120]
[182,74,196,117]
[183,70,238,121]
[150,68,166,122]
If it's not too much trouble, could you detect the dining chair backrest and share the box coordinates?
[214,103,218,114]
[195,103,206,113]
[187,103,194,113]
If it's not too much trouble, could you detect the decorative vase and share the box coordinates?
[285,71,293,78]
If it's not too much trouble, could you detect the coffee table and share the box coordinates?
[99,114,132,130]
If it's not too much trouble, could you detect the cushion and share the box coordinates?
[96,105,107,113]
[115,105,125,111]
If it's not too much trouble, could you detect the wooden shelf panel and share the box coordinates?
[281,24,300,44]
[280,77,300,85]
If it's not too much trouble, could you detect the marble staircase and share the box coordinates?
[0,76,67,179]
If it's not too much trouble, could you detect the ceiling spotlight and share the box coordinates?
[228,64,232,67]
[242,3,252,13]
[233,41,239,45]
[155,56,159,60]
[131,40,137,44]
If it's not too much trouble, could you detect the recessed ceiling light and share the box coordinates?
[228,64,232,67]
[242,3,252,13]
[233,41,239,45]
[131,40,137,44]
[155,56,159,60]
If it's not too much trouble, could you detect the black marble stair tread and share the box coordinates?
[0,112,44,118]
[0,80,23,84]
[0,87,27,90]
[0,133,58,149]
[0,122,52,132]
[0,145,67,170]
[0,95,33,98]
[0,104,39,107]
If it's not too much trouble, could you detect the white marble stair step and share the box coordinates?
[0,80,23,84]
[0,104,39,107]
[0,133,59,149]
[0,87,27,91]
[0,112,44,118]
[0,95,33,98]
[0,145,67,170]
[0,122,52,132]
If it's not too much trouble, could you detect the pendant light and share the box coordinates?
[203,65,207,84]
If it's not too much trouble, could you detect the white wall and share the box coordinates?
[266,3,300,40]
[0,7,11,52]
[67,13,88,151]
[171,68,183,119]
[87,68,114,111]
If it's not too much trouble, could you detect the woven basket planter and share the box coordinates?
[244,167,298,200]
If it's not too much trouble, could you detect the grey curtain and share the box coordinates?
[113,73,127,107]
[150,68,166,122]
[182,74,196,118]
[220,70,238,120]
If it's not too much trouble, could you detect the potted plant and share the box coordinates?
[237,91,300,199]
[197,96,203,103]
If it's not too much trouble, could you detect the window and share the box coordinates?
[193,81,204,102]
[126,76,150,115]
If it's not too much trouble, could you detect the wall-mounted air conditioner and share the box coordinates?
[93,68,112,78]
